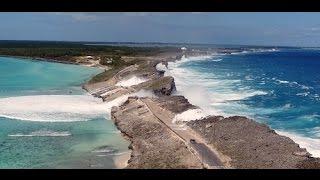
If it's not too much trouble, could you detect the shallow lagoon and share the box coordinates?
[0,57,129,168]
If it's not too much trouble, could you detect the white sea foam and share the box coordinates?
[299,114,320,121]
[8,130,71,137]
[296,92,310,97]
[132,89,157,98]
[276,79,290,84]
[282,103,293,109]
[210,91,268,103]
[313,127,320,138]
[162,50,320,159]
[250,48,279,53]
[272,78,312,91]
[0,95,109,122]
[0,89,157,122]
[156,63,168,72]
[115,76,148,87]
[0,94,132,122]
[92,148,116,153]
[245,75,254,81]
[100,88,122,97]
[160,54,269,119]
[172,109,209,123]
[229,48,278,55]
[276,130,320,158]
[180,55,213,62]
[301,85,311,90]
[210,58,223,62]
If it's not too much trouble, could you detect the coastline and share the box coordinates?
[3,50,320,169]
[83,49,320,168]
[0,55,79,65]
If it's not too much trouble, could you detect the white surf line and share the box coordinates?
[8,130,71,137]
[0,95,111,122]
[276,130,320,158]
[115,76,148,87]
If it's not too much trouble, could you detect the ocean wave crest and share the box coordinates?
[0,94,130,122]
[8,130,71,137]
[172,109,209,123]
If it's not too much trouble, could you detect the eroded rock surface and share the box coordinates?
[133,76,176,96]
[111,97,203,169]
[152,95,197,113]
[187,116,320,169]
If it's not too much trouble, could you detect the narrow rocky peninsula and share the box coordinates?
[83,49,320,169]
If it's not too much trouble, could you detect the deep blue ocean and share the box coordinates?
[0,57,129,168]
[165,47,320,157]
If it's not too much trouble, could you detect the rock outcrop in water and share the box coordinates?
[133,76,176,96]
[153,95,197,113]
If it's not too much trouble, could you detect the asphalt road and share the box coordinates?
[189,141,224,168]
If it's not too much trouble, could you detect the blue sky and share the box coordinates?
[1,12,320,47]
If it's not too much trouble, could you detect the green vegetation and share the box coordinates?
[0,40,178,62]
[99,55,123,66]
[0,40,179,84]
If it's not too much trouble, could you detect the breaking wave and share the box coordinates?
[271,77,312,90]
[8,130,71,137]
[0,87,156,122]
[172,109,209,123]
[115,76,148,87]
[229,48,278,55]
[0,94,128,122]
[160,49,320,159]
[158,55,268,118]
[211,58,223,62]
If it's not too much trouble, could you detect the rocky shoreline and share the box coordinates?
[83,49,320,169]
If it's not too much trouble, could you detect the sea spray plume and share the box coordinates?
[172,108,208,123]
[130,89,157,99]
[159,55,268,119]
[115,76,149,87]
[175,86,213,111]
[155,63,168,72]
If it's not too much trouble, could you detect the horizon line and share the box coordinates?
[0,39,314,48]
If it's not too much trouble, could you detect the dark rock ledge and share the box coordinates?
[187,116,320,169]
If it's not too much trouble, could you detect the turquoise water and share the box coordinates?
[0,57,129,168]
